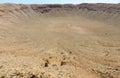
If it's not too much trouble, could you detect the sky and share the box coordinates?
[0,0,119,4]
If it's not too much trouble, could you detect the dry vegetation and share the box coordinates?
[0,3,120,78]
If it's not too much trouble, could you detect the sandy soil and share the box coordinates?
[0,3,120,78]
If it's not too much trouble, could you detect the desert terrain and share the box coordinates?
[0,3,120,78]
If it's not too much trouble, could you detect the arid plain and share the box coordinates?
[0,3,120,78]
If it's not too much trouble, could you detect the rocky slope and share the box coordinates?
[0,3,120,78]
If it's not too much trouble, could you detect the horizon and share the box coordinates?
[0,0,119,4]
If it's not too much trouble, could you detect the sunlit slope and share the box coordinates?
[0,3,120,78]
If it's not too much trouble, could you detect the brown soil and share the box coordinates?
[0,3,120,78]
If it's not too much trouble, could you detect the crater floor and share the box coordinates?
[0,3,120,78]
